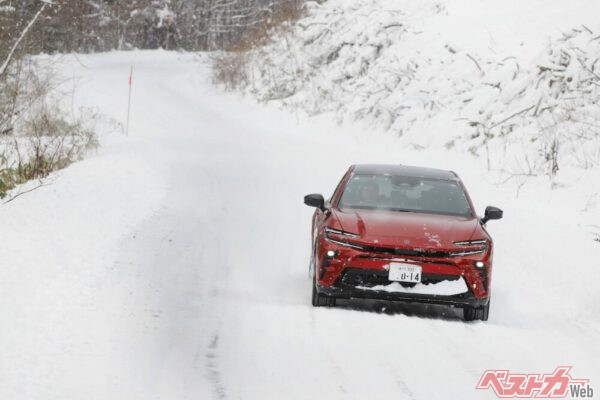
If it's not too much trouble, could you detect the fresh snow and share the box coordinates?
[1,1,600,399]
[0,49,597,400]
[244,0,600,176]
[357,278,469,296]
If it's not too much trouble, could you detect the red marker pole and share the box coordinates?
[126,65,133,136]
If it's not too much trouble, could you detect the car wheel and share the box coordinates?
[481,299,490,321]
[463,299,490,321]
[311,274,336,307]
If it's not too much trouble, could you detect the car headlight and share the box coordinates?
[325,236,365,250]
[324,227,360,239]
[448,249,487,256]
[449,239,488,256]
[453,239,487,246]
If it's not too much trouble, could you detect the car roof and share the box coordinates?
[352,164,458,181]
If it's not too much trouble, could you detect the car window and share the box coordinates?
[338,174,472,216]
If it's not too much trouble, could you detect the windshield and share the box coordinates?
[338,174,473,217]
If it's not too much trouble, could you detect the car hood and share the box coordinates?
[332,208,481,249]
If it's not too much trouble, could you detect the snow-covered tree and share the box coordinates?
[1,0,305,54]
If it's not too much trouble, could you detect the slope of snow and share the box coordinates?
[242,0,600,176]
[0,50,598,400]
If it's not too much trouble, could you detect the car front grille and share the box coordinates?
[338,267,460,289]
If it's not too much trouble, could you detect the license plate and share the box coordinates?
[388,263,422,283]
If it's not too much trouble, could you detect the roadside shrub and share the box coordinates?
[210,51,251,91]
[0,58,98,200]
[210,0,305,90]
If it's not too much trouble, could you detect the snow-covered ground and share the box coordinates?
[0,50,598,400]
[2,1,600,398]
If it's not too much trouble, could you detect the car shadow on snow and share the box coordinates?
[333,298,465,321]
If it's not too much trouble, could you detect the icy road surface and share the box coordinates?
[1,52,599,400]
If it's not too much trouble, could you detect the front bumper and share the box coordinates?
[319,272,488,307]
[316,236,493,307]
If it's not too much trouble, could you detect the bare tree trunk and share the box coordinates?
[0,2,49,77]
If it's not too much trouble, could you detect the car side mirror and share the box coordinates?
[481,206,503,224]
[304,193,325,210]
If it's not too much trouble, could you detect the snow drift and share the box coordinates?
[239,0,600,176]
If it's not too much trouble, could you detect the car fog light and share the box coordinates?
[326,250,337,258]
[475,261,485,269]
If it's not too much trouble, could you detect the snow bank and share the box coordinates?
[241,0,600,176]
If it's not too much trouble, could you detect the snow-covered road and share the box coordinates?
[1,52,599,399]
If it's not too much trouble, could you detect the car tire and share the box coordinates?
[311,274,336,307]
[481,299,490,321]
[464,300,490,321]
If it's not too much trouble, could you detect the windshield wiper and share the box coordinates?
[342,205,423,213]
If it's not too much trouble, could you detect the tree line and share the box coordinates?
[1,0,304,60]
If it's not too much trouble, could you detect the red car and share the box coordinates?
[304,164,503,321]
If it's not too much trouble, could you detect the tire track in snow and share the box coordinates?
[206,334,227,399]
[395,379,417,400]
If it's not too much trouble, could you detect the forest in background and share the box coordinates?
[0,0,304,58]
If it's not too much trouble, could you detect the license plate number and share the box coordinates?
[388,263,422,283]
